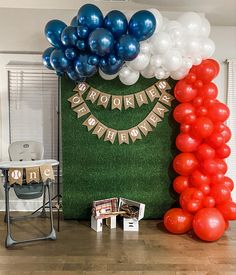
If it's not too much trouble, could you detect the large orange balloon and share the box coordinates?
[174,81,197,103]
[208,103,230,122]
[193,208,225,241]
[173,103,195,124]
[176,133,201,153]
[173,153,198,176]
[191,117,214,139]
[164,208,193,234]
[217,201,236,220]
[173,176,190,193]
[210,184,231,205]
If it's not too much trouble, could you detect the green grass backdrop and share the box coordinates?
[61,74,179,219]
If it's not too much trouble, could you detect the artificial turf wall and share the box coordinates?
[61,74,178,219]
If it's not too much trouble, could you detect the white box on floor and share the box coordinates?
[118,198,145,232]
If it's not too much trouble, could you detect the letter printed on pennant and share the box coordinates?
[82,114,98,131]
[8,168,23,185]
[104,128,117,144]
[40,164,55,182]
[73,102,90,118]
[152,102,168,118]
[124,95,135,110]
[97,92,111,108]
[68,93,84,108]
[159,91,175,107]
[128,127,142,143]
[145,85,160,102]
[73,82,89,95]
[155,80,171,92]
[146,112,162,127]
[111,96,122,111]
[26,167,40,184]
[92,122,107,139]
[86,88,100,103]
[138,120,153,136]
[118,130,129,144]
[135,91,148,107]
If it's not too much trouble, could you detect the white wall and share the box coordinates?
[0,8,235,208]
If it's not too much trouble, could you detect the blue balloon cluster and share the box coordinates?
[42,4,156,82]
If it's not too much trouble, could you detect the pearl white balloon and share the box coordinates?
[178,12,202,36]
[183,36,201,57]
[170,68,189,80]
[150,32,172,54]
[148,8,163,33]
[201,38,215,58]
[163,71,170,79]
[161,17,169,31]
[119,67,140,85]
[150,54,162,68]
[193,56,202,65]
[154,67,166,79]
[163,50,182,71]
[200,16,211,37]
[182,57,193,69]
[165,21,184,41]
[127,53,150,71]
[99,69,118,80]
[119,65,130,78]
[140,41,151,54]
[141,65,155,79]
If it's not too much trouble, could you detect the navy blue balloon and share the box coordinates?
[67,68,86,82]
[128,10,156,41]
[50,49,71,72]
[77,25,89,39]
[115,34,140,61]
[104,10,128,38]
[61,26,78,46]
[44,19,67,48]
[76,39,86,51]
[99,54,123,75]
[88,55,100,66]
[77,4,103,31]
[88,28,114,57]
[70,16,79,27]
[75,53,97,77]
[42,47,54,70]
[65,48,78,60]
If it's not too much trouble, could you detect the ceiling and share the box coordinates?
[0,0,235,26]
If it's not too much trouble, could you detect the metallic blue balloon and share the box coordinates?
[75,53,97,77]
[128,10,156,41]
[115,34,140,61]
[104,10,128,38]
[76,39,86,51]
[70,16,79,27]
[44,19,67,48]
[77,25,89,39]
[61,26,78,46]
[99,54,123,75]
[77,4,103,31]
[65,47,78,60]
[88,28,114,57]
[88,55,100,66]
[67,69,86,82]
[42,47,54,70]
[50,49,71,72]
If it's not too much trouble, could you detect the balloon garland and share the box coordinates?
[42,4,215,85]
[164,59,236,241]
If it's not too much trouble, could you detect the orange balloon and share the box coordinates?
[164,208,193,234]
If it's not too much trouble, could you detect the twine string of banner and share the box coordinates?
[68,80,174,145]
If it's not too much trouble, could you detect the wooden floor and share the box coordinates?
[0,212,236,275]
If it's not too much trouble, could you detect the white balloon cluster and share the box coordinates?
[99,11,215,85]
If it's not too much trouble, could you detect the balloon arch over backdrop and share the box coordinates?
[42,4,236,241]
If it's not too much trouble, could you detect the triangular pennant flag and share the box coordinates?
[73,102,90,118]
[82,114,98,131]
[118,130,129,144]
[26,167,40,184]
[92,122,108,139]
[152,102,169,118]
[145,85,160,102]
[111,95,123,111]
[97,92,111,108]
[124,94,135,110]
[146,111,162,127]
[138,120,153,136]
[68,93,84,108]
[128,127,142,143]
[73,82,90,95]
[135,91,148,107]
[159,91,175,107]
[155,80,171,92]
[104,128,117,144]
[40,164,55,182]
[8,168,23,185]
[86,87,100,103]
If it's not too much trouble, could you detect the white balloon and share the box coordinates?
[163,50,182,71]
[141,64,155,78]
[200,16,211,37]
[182,57,193,69]
[150,32,172,54]
[170,67,189,80]
[165,20,184,41]
[127,53,150,71]
[148,8,163,33]
[150,54,163,68]
[99,69,118,80]
[201,38,215,58]
[178,12,202,36]
[161,17,169,31]
[140,41,151,54]
[119,67,140,86]
[183,36,201,57]
[119,65,130,78]
[163,71,170,79]
[154,67,166,79]
[193,56,202,65]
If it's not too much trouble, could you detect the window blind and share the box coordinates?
[226,59,236,198]
[8,66,58,160]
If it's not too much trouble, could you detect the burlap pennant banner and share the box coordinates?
[8,168,23,185]
[67,79,174,145]
[26,167,40,184]
[40,164,55,182]
[70,80,173,111]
